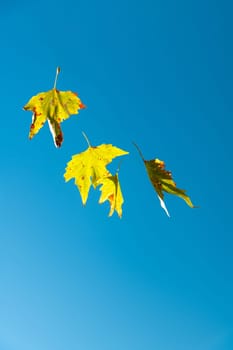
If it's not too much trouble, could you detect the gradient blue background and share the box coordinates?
[1,1,233,349]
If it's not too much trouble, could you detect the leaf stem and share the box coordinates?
[82,131,91,147]
[53,67,61,89]
[133,142,145,161]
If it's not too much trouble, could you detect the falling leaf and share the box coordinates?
[98,173,124,218]
[134,143,194,216]
[64,135,128,206]
[23,67,85,147]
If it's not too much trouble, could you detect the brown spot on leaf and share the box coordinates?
[55,133,63,147]
[108,194,114,201]
[79,102,86,109]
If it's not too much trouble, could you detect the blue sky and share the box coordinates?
[0,0,233,349]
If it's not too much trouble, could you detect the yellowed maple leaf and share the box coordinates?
[134,143,195,216]
[97,173,124,218]
[23,67,85,147]
[64,135,128,206]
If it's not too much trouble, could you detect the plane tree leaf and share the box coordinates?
[134,143,195,217]
[97,173,124,218]
[64,135,128,206]
[23,67,85,147]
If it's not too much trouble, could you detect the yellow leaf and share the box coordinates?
[145,158,195,216]
[23,67,85,147]
[64,141,128,205]
[134,143,195,216]
[98,173,124,218]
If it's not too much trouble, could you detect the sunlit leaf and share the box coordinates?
[145,158,194,216]
[98,173,124,218]
[64,137,128,206]
[23,67,85,147]
[134,143,195,216]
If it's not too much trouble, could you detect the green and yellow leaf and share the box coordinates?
[134,143,194,216]
[98,173,124,218]
[23,68,85,147]
[64,142,128,206]
[144,158,194,216]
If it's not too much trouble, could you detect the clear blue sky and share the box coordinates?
[0,0,233,349]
